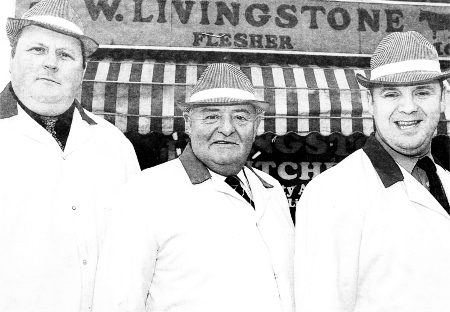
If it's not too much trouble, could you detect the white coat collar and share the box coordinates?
[0,82,97,126]
[179,143,273,189]
[401,165,450,219]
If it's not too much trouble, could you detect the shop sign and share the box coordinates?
[17,0,450,56]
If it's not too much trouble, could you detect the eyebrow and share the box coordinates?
[232,108,253,114]
[379,87,400,92]
[379,84,436,92]
[414,84,436,90]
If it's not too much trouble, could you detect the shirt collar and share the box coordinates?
[0,82,96,125]
[362,134,404,188]
[179,143,273,188]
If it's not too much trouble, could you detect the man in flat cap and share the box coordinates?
[0,0,140,311]
[295,31,450,312]
[92,63,294,312]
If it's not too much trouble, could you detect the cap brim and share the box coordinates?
[177,99,269,111]
[356,71,450,88]
[7,17,99,58]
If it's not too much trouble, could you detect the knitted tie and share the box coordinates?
[225,175,255,209]
[417,157,450,214]
[40,116,64,150]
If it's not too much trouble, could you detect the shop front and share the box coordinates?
[17,0,450,220]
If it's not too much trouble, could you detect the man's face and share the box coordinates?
[10,26,84,116]
[185,104,261,176]
[369,82,445,156]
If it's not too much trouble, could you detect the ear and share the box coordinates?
[183,112,191,135]
[252,115,262,140]
[366,90,374,116]
[440,81,449,114]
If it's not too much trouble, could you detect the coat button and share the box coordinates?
[72,206,76,210]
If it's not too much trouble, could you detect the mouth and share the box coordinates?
[211,140,238,146]
[38,77,59,84]
[394,120,421,130]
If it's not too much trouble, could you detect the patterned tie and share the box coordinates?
[40,116,64,150]
[225,175,255,209]
[416,157,450,214]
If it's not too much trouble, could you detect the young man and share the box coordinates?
[295,31,450,312]
[0,1,140,311]
[93,63,294,312]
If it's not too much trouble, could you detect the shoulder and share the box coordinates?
[81,109,135,146]
[83,110,122,135]
[251,166,279,184]
[124,159,187,193]
[305,149,370,191]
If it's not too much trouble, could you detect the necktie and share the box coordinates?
[225,175,255,209]
[40,116,64,150]
[416,157,450,214]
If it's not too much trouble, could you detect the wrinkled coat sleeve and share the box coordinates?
[295,172,364,312]
[92,185,158,312]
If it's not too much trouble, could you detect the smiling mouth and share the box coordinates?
[212,141,238,145]
[395,120,421,130]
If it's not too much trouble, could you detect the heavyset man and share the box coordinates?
[92,63,295,312]
[0,0,140,311]
[295,31,450,312]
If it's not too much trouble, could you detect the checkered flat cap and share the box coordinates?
[357,31,450,88]
[179,63,269,111]
[6,0,98,58]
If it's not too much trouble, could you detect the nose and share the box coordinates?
[217,114,235,136]
[397,94,418,114]
[43,52,58,72]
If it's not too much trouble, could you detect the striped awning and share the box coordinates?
[81,60,450,136]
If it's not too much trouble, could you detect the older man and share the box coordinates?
[92,63,294,312]
[0,0,140,311]
[295,31,450,312]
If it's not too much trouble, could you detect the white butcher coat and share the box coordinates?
[0,84,140,312]
[92,144,295,312]
[295,135,450,312]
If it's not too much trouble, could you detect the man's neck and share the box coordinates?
[375,132,431,174]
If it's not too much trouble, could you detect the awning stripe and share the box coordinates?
[81,60,449,136]
[290,66,309,135]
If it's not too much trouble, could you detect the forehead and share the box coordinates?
[373,82,441,94]
[191,104,257,114]
[17,25,82,51]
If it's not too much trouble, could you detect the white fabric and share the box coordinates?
[209,168,253,200]
[27,15,84,35]
[295,149,450,312]
[92,160,295,312]
[189,88,256,102]
[371,60,441,80]
[0,106,140,312]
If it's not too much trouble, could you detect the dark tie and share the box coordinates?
[40,116,64,150]
[416,157,450,214]
[225,175,255,209]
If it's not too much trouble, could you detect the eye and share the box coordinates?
[382,92,399,99]
[204,114,221,120]
[415,90,431,97]
[58,51,74,60]
[28,47,45,53]
[234,114,250,121]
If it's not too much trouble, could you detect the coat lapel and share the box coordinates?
[401,166,450,219]
[63,108,95,157]
[245,168,272,223]
[14,105,63,152]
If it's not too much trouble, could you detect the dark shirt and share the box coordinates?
[10,85,74,150]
